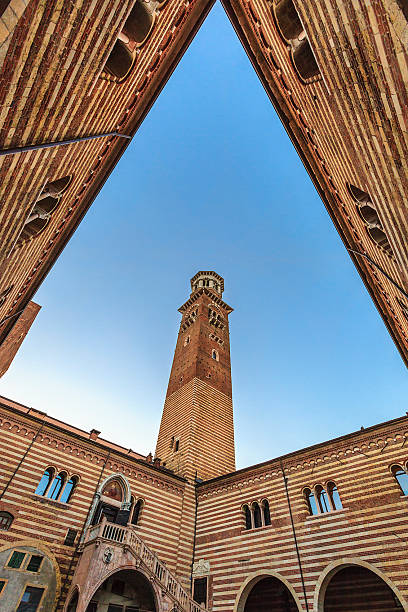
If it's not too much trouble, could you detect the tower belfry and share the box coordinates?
[155,271,235,481]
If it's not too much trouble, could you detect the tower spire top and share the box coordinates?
[190,271,224,296]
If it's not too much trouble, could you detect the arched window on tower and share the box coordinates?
[392,465,408,495]
[304,487,318,515]
[252,502,262,528]
[261,499,271,526]
[60,476,79,504]
[327,482,342,510]
[0,511,14,531]
[212,349,219,361]
[48,472,67,501]
[35,468,54,496]
[243,504,252,530]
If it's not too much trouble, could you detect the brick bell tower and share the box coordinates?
[155,271,235,482]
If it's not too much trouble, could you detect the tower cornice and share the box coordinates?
[178,287,233,315]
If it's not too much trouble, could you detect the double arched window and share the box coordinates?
[304,482,342,516]
[242,499,271,530]
[35,468,78,503]
[391,464,408,495]
[0,511,14,531]
[348,183,393,256]
[103,0,159,81]
[17,176,71,246]
[273,0,320,82]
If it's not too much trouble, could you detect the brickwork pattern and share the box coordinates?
[195,416,408,611]
[222,0,408,365]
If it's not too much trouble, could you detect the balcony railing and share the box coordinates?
[84,518,205,612]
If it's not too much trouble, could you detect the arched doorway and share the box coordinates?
[86,569,157,612]
[236,573,301,612]
[320,563,406,612]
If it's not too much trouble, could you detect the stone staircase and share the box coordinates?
[84,519,205,612]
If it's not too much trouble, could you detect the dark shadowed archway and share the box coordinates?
[242,576,300,612]
[324,566,404,612]
[86,569,157,611]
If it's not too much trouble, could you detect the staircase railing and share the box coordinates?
[84,518,205,612]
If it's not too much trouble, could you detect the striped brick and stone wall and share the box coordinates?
[195,414,408,611]
[0,0,214,363]
[0,394,195,606]
[221,0,408,366]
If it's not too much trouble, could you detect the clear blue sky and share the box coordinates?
[1,3,407,470]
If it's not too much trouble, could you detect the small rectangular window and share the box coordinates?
[193,577,208,606]
[7,551,26,569]
[26,555,43,572]
[126,607,140,612]
[107,605,124,612]
[64,528,78,547]
[16,586,44,611]
[0,580,6,594]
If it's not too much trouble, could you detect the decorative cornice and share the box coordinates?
[197,419,408,499]
[0,410,185,495]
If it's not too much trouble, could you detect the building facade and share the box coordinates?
[1,0,408,610]
[0,272,408,612]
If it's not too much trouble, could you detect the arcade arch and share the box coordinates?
[315,559,408,612]
[85,568,157,612]
[235,571,303,612]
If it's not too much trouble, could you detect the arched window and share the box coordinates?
[291,39,320,81]
[315,486,330,513]
[304,488,318,515]
[327,482,342,510]
[262,499,271,526]
[0,511,14,531]
[348,183,393,255]
[48,472,66,500]
[392,465,408,495]
[103,0,155,81]
[35,468,54,496]
[40,176,71,197]
[60,476,78,504]
[243,504,252,530]
[273,0,303,42]
[102,479,123,502]
[131,499,143,525]
[174,439,180,452]
[212,349,219,361]
[273,0,320,82]
[252,502,262,528]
